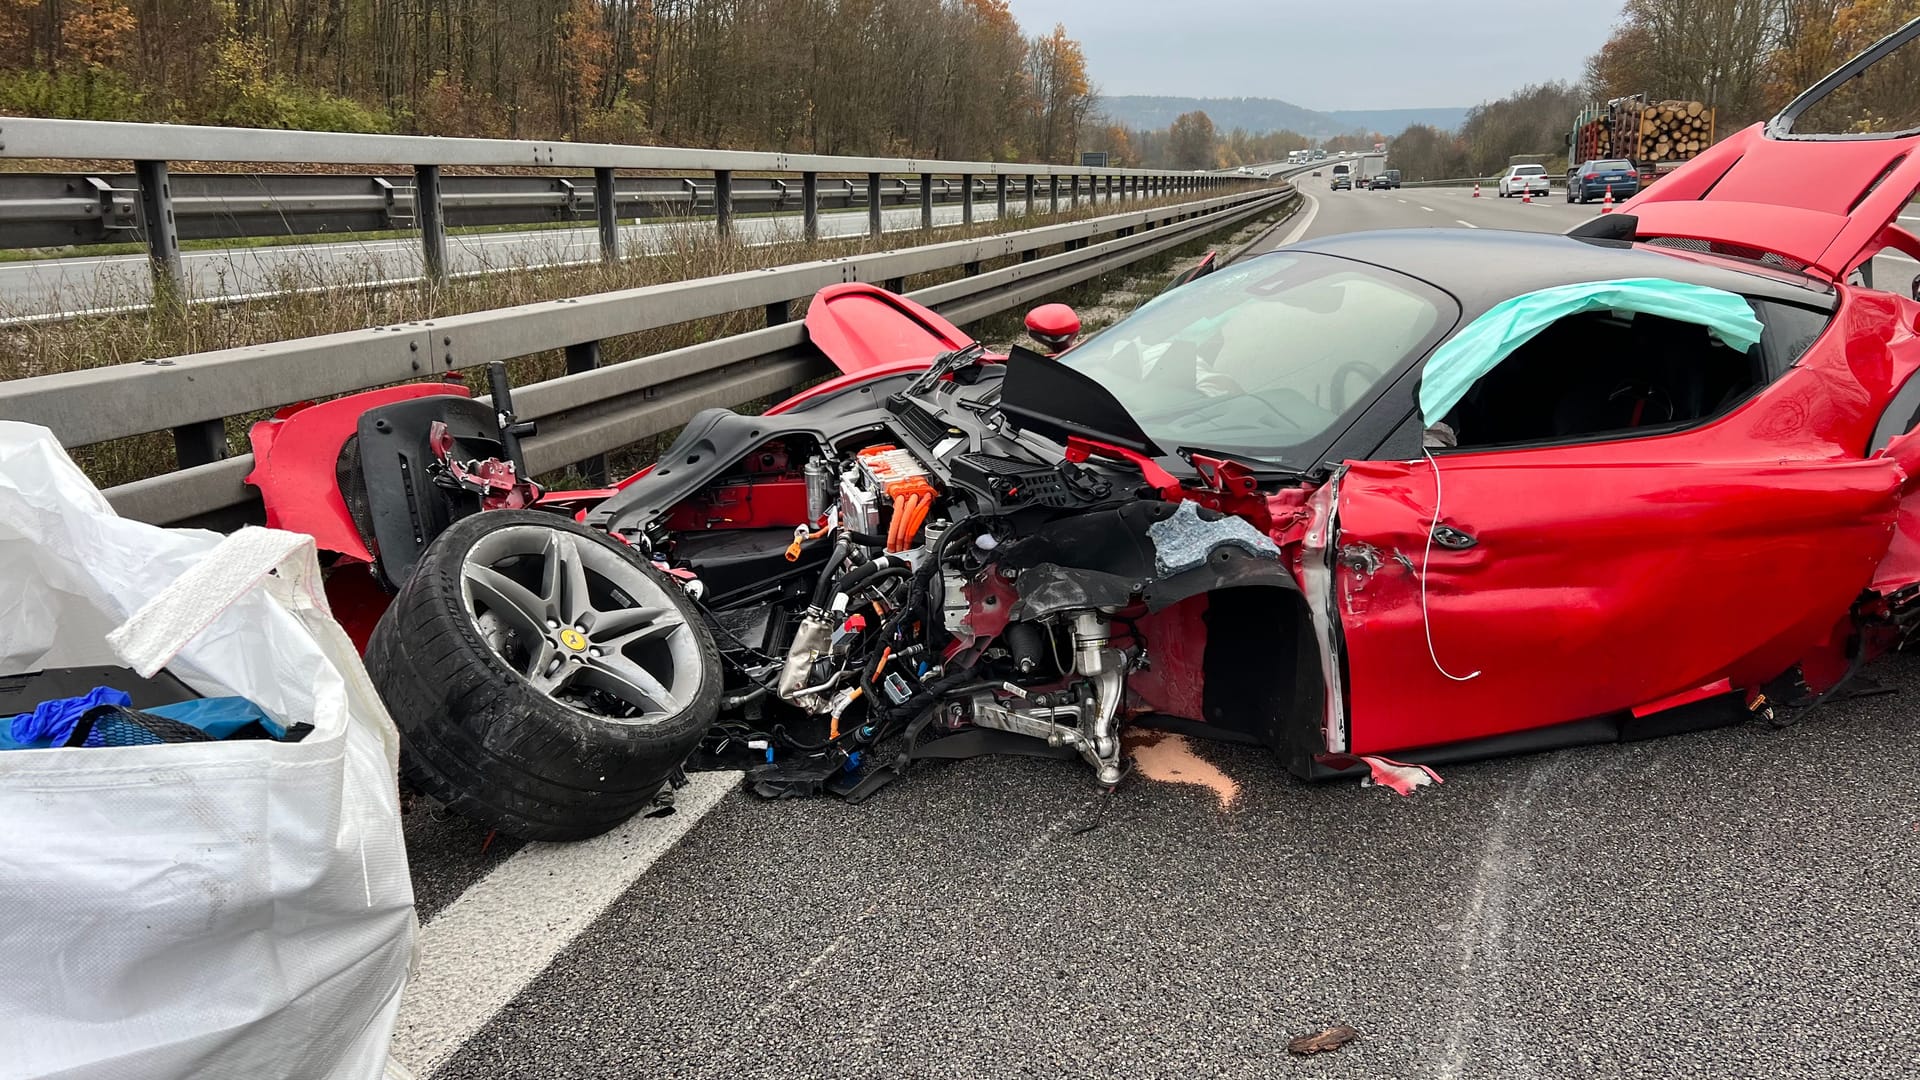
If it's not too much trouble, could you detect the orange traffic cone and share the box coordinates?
[1601,185,1613,213]
[1521,187,1532,204]
[1471,183,1481,198]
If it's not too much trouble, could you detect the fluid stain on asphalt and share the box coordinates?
[1124,731,1240,808]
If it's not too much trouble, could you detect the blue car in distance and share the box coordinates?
[1567,159,1639,203]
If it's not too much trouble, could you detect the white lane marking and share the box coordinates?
[1421,206,1435,213]
[1275,191,1321,246]
[1397,198,1409,204]
[389,771,741,1077]
[1455,220,1480,229]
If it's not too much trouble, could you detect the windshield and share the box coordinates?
[1594,160,1632,172]
[1055,253,1455,464]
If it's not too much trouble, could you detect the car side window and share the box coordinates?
[1433,309,1772,450]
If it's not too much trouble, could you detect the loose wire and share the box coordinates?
[1420,446,1481,683]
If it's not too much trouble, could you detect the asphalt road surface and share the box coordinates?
[386,184,1920,1080]
[0,197,1081,320]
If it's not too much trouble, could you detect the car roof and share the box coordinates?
[1287,228,1836,316]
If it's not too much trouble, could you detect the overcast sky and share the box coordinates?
[1005,0,1627,109]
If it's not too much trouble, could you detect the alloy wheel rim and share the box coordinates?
[458,524,698,722]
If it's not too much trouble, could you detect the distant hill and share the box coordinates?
[1098,96,1470,138]
[1322,107,1473,135]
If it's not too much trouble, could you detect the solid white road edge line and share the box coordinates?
[1276,191,1321,247]
[387,770,743,1078]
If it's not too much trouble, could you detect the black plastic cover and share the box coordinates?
[997,345,1164,456]
[355,395,501,588]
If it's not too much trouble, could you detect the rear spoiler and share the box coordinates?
[1567,211,1842,280]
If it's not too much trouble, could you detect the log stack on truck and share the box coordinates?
[1569,95,1716,185]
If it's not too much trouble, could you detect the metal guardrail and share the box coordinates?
[0,185,1295,525]
[1398,175,1504,188]
[0,116,1259,291]
[0,172,1072,249]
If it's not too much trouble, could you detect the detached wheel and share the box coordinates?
[367,509,720,841]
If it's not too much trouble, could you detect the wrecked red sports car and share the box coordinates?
[249,20,1920,839]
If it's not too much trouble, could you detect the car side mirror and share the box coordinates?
[1025,303,1081,355]
[1912,274,1920,303]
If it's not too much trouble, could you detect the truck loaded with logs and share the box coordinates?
[1567,95,1717,191]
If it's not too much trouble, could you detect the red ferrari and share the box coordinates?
[249,20,1920,839]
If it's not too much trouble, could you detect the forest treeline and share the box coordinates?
[1384,0,1916,181]
[0,0,1102,162]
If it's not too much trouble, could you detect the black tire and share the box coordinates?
[366,509,721,841]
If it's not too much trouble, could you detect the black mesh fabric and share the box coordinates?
[71,707,215,748]
[1643,236,1810,274]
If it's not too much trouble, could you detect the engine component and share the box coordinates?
[1069,610,1126,785]
[856,445,936,498]
[804,456,836,523]
[777,611,836,712]
[1005,621,1048,674]
[839,470,879,536]
[948,453,1113,508]
[939,567,973,635]
[840,444,943,553]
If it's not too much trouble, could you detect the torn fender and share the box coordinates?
[997,500,1297,621]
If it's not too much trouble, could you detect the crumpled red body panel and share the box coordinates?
[1329,285,1920,757]
[1336,454,1903,754]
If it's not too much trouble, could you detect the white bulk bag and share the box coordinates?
[0,423,416,1080]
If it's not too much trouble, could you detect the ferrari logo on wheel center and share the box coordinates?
[558,627,588,652]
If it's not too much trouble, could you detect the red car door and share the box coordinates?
[1328,434,1905,757]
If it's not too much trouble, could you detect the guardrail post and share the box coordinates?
[1069,175,1080,209]
[133,159,184,301]
[1049,176,1060,213]
[414,164,448,284]
[564,341,610,484]
[766,299,790,326]
[960,174,974,226]
[594,167,620,262]
[802,172,820,242]
[714,170,734,239]
[1025,175,1037,215]
[919,173,934,230]
[868,173,883,238]
[995,175,1008,221]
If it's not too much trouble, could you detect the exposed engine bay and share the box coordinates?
[584,344,1321,800]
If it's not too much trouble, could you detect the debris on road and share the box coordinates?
[1287,1024,1360,1055]
[1125,730,1241,808]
